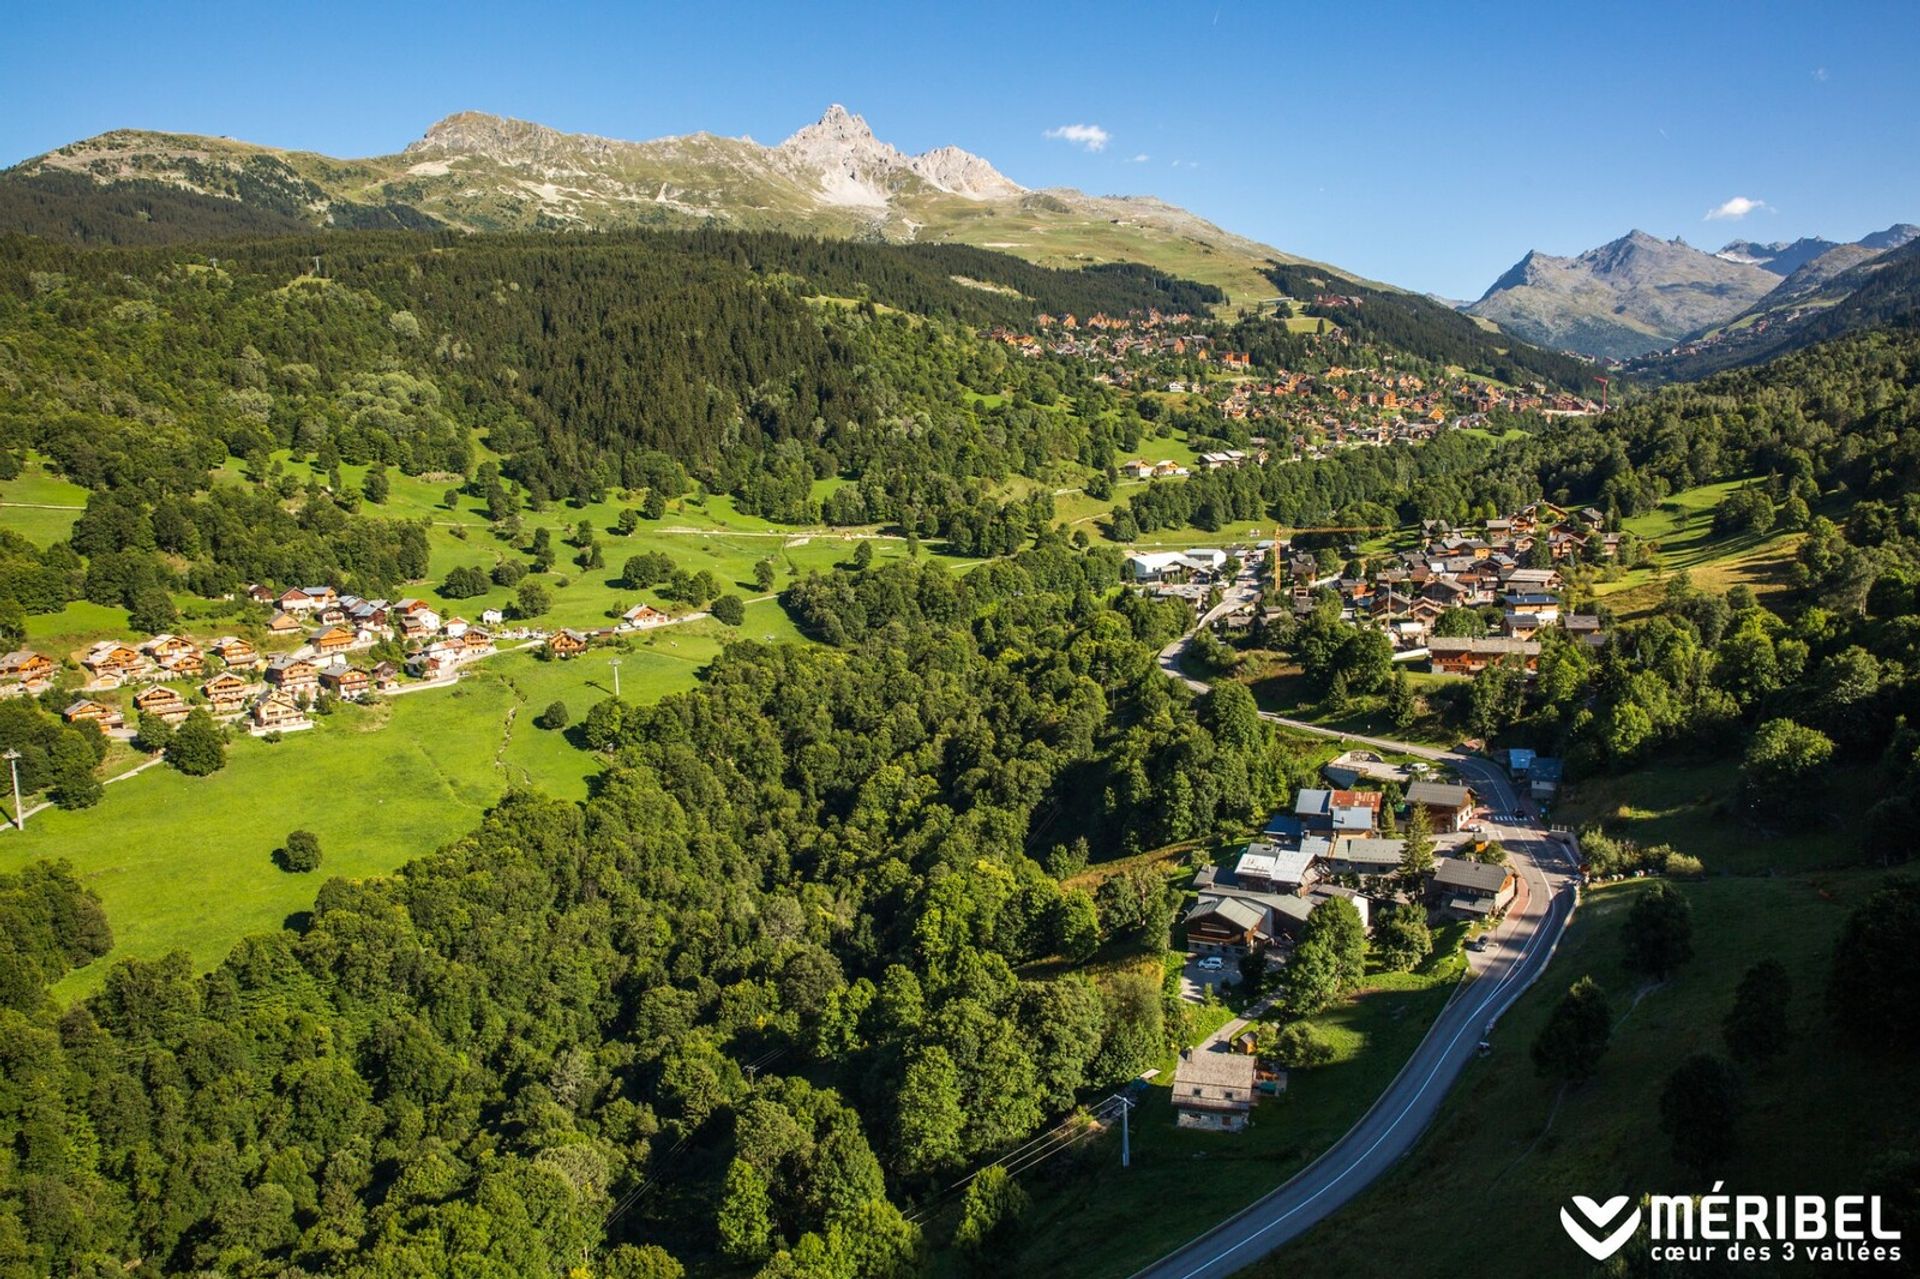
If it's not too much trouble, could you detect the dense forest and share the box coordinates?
[0,229,1212,612]
[1263,263,1596,392]
[0,541,1313,1277]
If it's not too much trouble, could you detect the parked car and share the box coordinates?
[1197,955,1225,972]
[1466,934,1490,952]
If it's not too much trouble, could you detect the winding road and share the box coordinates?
[1134,573,1580,1279]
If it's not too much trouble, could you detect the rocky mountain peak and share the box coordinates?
[404,111,626,171]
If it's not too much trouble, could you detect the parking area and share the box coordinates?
[1180,951,1242,1002]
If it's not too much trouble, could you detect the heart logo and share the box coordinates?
[1560,1195,1642,1261]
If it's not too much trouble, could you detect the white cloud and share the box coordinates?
[1705,195,1768,221]
[1043,123,1110,153]
[1813,66,1829,81]
[1128,152,1150,163]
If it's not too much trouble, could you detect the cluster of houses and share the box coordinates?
[1183,775,1516,969]
[1268,502,1615,667]
[1166,767,1525,1132]
[28,580,516,743]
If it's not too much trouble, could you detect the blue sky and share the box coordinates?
[4,0,1916,297]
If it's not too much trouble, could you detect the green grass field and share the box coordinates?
[0,626,735,998]
[1253,869,1913,1279]
[1554,756,1872,875]
[0,456,88,546]
[1592,481,1804,618]
[1246,659,1462,749]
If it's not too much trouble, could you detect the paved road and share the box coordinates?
[1137,604,1579,1279]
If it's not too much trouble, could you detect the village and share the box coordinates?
[1120,499,1615,690]
[989,307,1606,465]
[1166,743,1563,1134]
[0,583,692,747]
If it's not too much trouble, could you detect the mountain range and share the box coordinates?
[1468,224,1920,360]
[0,105,1315,307]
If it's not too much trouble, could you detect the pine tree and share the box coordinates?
[1387,668,1415,729]
[1399,801,1435,885]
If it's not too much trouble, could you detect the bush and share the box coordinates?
[1662,850,1706,879]
[710,593,746,626]
[278,830,322,873]
[1269,1020,1336,1068]
[535,700,570,730]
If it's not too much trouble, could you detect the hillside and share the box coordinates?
[1465,230,1778,360]
[0,106,1323,308]
[1632,236,1920,379]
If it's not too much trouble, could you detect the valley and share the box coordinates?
[1,24,1918,1279]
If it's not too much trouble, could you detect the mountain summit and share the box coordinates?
[1467,230,1782,359]
[772,104,1022,205]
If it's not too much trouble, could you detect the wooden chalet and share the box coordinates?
[62,699,124,730]
[547,629,589,659]
[319,666,371,700]
[131,684,190,724]
[202,671,252,714]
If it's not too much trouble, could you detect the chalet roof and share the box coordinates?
[1428,637,1540,656]
[1186,895,1267,933]
[1407,780,1474,809]
[1235,846,1315,886]
[1431,857,1511,894]
[1172,1049,1256,1112]
[1326,838,1405,867]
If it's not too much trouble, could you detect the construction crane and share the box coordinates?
[1592,375,1611,412]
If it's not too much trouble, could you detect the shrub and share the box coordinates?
[535,700,570,730]
[1269,1020,1336,1068]
[278,830,322,873]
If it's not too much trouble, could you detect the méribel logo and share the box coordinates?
[1561,1195,1644,1261]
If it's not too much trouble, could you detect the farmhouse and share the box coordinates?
[1428,636,1540,676]
[266,611,303,636]
[619,604,672,630]
[1171,1049,1258,1132]
[547,629,590,659]
[1430,857,1517,918]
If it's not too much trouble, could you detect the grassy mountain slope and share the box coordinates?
[0,109,1319,308]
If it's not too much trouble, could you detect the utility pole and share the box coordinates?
[609,658,621,698]
[3,748,20,830]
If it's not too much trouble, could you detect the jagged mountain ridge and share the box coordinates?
[1465,230,1778,360]
[1469,224,1920,360]
[0,105,1315,305]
